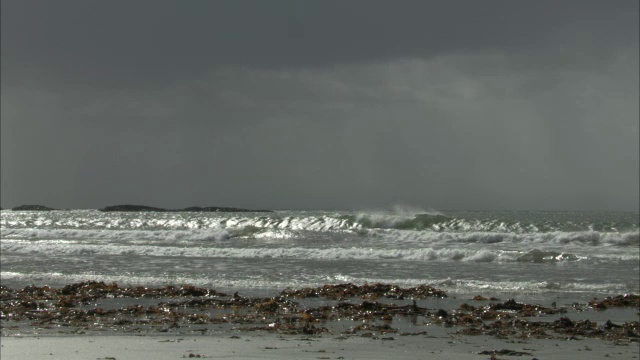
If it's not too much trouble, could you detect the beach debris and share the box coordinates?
[343,323,397,335]
[399,331,428,336]
[478,349,532,356]
[1,282,638,343]
[589,294,640,309]
[184,353,204,358]
[280,283,447,299]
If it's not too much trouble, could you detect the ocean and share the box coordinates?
[1,209,638,300]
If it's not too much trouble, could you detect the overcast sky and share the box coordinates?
[1,0,638,211]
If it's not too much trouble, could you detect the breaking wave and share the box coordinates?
[1,227,637,248]
[2,241,634,263]
[2,209,638,234]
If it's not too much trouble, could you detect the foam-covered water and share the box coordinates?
[1,209,638,297]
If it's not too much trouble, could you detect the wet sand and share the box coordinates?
[1,282,638,359]
[3,333,639,360]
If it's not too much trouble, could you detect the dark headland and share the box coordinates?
[10,205,57,211]
[99,204,274,213]
[4,204,273,212]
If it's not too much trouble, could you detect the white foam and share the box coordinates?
[2,242,628,262]
[1,271,635,296]
[1,227,231,243]
[373,229,640,247]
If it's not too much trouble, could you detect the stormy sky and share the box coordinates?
[1,0,638,211]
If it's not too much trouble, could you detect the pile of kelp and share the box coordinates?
[280,283,447,300]
[0,282,638,342]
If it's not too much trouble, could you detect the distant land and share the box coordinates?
[5,204,273,213]
[10,205,57,211]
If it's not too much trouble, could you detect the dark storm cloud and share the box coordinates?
[3,0,637,86]
[1,0,638,210]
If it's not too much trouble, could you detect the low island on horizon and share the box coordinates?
[4,204,274,213]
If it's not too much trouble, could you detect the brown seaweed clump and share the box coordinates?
[280,283,446,300]
[297,300,429,323]
[1,282,639,344]
[59,281,225,301]
[589,294,640,309]
[458,317,639,343]
[2,281,226,305]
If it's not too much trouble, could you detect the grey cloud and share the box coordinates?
[2,0,637,87]
[1,1,638,211]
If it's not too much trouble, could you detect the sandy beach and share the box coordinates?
[1,282,638,359]
[0,333,636,360]
[2,330,639,360]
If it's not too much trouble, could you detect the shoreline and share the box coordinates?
[1,281,638,359]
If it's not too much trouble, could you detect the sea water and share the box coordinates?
[1,209,638,300]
